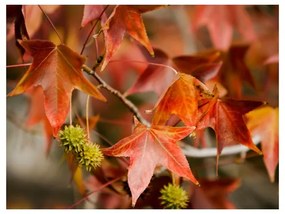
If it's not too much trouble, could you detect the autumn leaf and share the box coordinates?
[197,88,264,159]
[152,72,213,126]
[246,106,279,182]
[25,86,53,155]
[172,51,222,83]
[101,5,160,71]
[219,44,255,98]
[192,5,256,50]
[190,178,240,209]
[8,40,106,136]
[22,5,60,37]
[103,122,198,206]
[125,48,176,96]
[81,5,107,27]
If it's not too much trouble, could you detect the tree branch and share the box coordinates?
[181,135,261,158]
[82,64,150,127]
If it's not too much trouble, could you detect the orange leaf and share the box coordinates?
[103,122,198,206]
[8,40,106,136]
[246,106,279,182]
[152,73,213,126]
[101,6,159,71]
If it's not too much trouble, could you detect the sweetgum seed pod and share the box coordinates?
[78,143,103,171]
[58,125,87,153]
[159,183,189,209]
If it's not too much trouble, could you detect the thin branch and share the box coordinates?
[7,63,32,68]
[80,5,109,55]
[67,175,123,208]
[82,64,150,127]
[38,5,63,44]
[109,59,178,75]
[181,135,261,158]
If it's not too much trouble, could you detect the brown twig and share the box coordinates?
[82,64,150,127]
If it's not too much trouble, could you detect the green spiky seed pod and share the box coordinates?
[159,183,189,209]
[78,142,104,172]
[59,125,87,153]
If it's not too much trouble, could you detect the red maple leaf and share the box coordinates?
[8,40,106,136]
[172,50,222,83]
[190,178,240,209]
[219,44,255,98]
[192,5,256,50]
[103,121,198,206]
[81,5,107,27]
[125,48,176,96]
[246,106,279,182]
[197,88,263,159]
[101,6,161,70]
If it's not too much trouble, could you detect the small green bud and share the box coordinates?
[78,142,103,172]
[160,183,189,209]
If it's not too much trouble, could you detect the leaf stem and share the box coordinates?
[69,98,72,125]
[82,64,150,127]
[38,5,63,44]
[80,5,109,55]
[86,95,90,139]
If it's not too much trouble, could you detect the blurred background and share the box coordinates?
[7,5,278,208]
